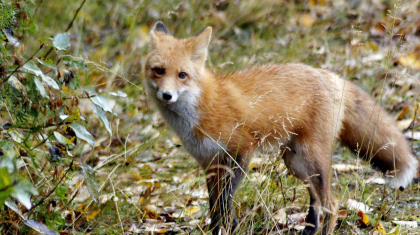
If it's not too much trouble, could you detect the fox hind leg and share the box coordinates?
[283,137,337,235]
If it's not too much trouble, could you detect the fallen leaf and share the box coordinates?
[403,131,420,140]
[358,210,369,227]
[363,176,386,185]
[288,212,307,225]
[299,14,316,29]
[249,157,264,170]
[370,22,387,37]
[130,172,143,181]
[397,106,409,120]
[387,225,401,234]
[372,222,386,235]
[361,53,384,63]
[250,172,267,184]
[346,199,373,213]
[144,205,158,219]
[337,209,348,220]
[273,208,287,225]
[185,206,201,217]
[392,220,418,228]
[397,119,412,130]
[309,0,326,6]
[332,164,362,172]
[86,208,101,221]
[398,53,420,70]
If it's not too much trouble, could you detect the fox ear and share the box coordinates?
[150,21,170,45]
[151,21,170,35]
[191,27,212,63]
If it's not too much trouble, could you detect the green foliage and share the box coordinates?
[0,2,16,29]
[0,1,114,233]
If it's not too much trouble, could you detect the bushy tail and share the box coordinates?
[339,83,418,189]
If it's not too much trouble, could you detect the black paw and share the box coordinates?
[301,225,318,235]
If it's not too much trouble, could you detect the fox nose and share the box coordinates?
[162,92,172,101]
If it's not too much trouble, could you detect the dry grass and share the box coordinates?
[3,0,420,234]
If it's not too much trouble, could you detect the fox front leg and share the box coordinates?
[205,158,246,235]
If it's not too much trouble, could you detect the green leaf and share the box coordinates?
[69,123,95,146]
[23,61,59,89]
[108,91,127,98]
[55,185,67,199]
[36,58,56,69]
[388,225,401,234]
[53,33,70,51]
[23,61,43,76]
[11,181,38,210]
[24,220,59,235]
[34,77,47,98]
[92,105,112,136]
[12,186,31,210]
[53,132,74,146]
[41,74,60,90]
[80,164,100,203]
[90,95,113,113]
[0,167,11,189]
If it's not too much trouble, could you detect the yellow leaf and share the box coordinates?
[144,205,158,219]
[86,208,101,221]
[374,222,386,235]
[8,75,25,94]
[388,225,401,235]
[185,206,201,217]
[249,158,264,170]
[397,106,409,120]
[309,0,326,6]
[153,228,168,234]
[399,53,420,69]
[364,41,379,51]
[358,210,369,227]
[130,172,143,181]
[299,14,316,29]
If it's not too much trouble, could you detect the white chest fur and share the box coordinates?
[147,84,223,167]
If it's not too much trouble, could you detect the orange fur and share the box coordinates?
[143,22,418,235]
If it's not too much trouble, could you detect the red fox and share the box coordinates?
[143,21,418,235]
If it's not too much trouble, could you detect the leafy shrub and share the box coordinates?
[1,1,114,233]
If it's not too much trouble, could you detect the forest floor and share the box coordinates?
[3,0,420,234]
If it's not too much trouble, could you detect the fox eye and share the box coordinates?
[178,72,187,79]
[153,67,165,75]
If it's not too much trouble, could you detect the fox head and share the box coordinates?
[144,21,212,103]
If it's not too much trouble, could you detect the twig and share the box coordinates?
[24,161,73,214]
[65,189,79,209]
[43,0,87,58]
[30,122,63,151]
[33,0,44,17]
[0,44,44,87]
